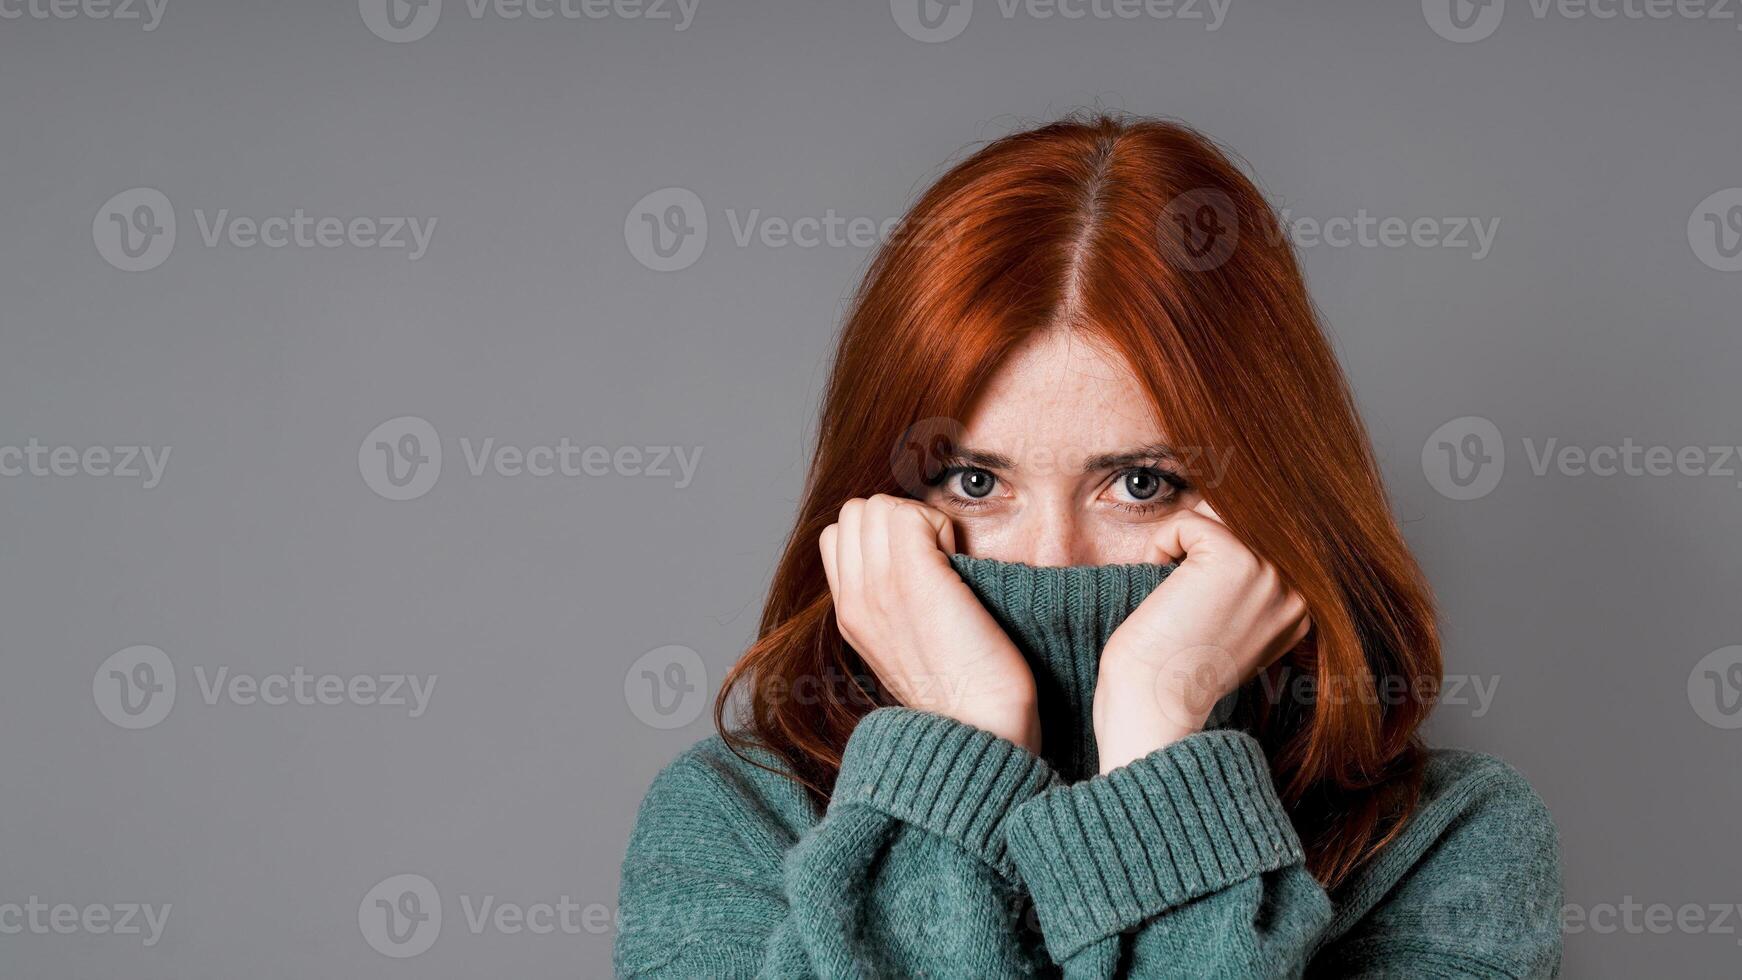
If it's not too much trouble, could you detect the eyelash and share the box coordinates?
[930,465,1189,514]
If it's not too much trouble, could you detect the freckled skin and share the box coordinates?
[923,329,1202,566]
[821,327,1308,764]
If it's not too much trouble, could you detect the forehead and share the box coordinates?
[961,329,1164,456]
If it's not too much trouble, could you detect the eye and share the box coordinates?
[1103,466,1186,510]
[1117,468,1163,502]
[953,467,997,499]
[927,466,1003,511]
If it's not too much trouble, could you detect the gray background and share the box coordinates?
[3,0,1740,976]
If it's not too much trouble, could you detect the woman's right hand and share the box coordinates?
[820,494,1042,754]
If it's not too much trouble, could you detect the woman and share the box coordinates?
[615,114,1563,978]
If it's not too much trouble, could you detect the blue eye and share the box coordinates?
[1106,466,1185,509]
[1122,469,1161,501]
[955,468,996,499]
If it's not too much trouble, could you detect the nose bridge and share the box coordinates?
[1019,495,1082,568]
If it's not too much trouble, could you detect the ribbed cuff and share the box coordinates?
[830,707,1058,876]
[1003,729,1303,959]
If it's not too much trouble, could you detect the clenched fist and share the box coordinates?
[820,495,1042,753]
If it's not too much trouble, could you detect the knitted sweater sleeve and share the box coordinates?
[1002,729,1564,978]
[614,707,1059,978]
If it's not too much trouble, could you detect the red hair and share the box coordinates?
[715,113,1440,888]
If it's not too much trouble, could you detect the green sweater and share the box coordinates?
[616,556,1563,978]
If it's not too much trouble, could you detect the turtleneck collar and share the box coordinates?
[947,553,1175,781]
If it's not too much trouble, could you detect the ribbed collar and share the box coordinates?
[948,554,1174,781]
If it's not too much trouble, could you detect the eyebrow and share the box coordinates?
[941,442,1178,474]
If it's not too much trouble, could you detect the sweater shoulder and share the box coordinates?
[615,736,824,976]
[658,732,818,800]
[1333,745,1559,914]
[628,733,822,849]
[1377,744,1559,872]
[1417,745,1556,831]
[1319,746,1564,973]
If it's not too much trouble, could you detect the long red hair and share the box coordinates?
[715,113,1440,889]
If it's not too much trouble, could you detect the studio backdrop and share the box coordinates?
[2,1,1739,977]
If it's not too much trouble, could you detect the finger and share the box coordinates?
[818,523,840,598]
[861,494,894,585]
[837,498,865,602]
[1141,509,1230,565]
[914,501,956,555]
[887,500,954,570]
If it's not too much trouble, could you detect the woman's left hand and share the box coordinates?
[1092,502,1312,774]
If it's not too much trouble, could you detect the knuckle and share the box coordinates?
[1221,548,1259,579]
[836,597,864,632]
[1254,561,1282,589]
[889,502,926,531]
